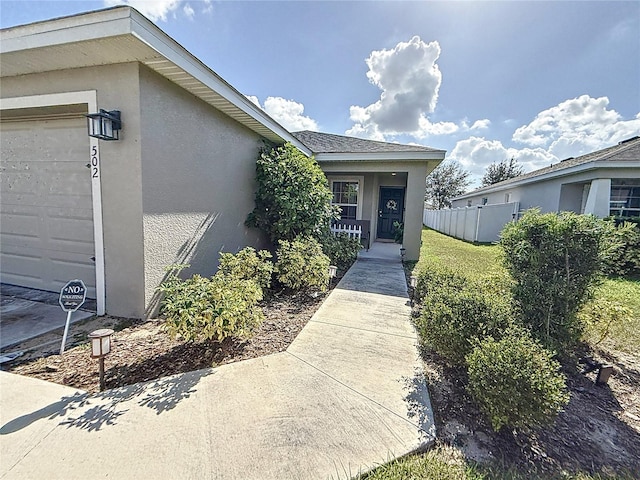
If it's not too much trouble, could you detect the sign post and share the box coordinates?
[59,279,87,355]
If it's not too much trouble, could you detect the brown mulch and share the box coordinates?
[419,322,640,477]
[4,290,327,394]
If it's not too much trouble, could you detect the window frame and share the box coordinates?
[329,176,364,220]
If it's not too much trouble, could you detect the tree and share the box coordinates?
[481,157,524,186]
[425,161,471,209]
[246,143,335,242]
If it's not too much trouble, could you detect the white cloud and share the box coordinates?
[246,96,318,132]
[513,95,640,159]
[104,0,182,21]
[202,0,213,14]
[469,119,491,131]
[183,3,194,19]
[347,36,444,139]
[346,37,492,141]
[449,136,557,184]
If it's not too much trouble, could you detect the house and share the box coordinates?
[451,136,640,218]
[0,7,445,319]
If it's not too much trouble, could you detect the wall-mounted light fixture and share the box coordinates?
[86,109,121,140]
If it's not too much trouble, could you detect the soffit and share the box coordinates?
[0,8,308,150]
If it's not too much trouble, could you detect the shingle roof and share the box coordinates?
[456,136,640,198]
[291,130,445,154]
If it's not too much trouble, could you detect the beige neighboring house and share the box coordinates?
[451,136,640,218]
[0,7,445,319]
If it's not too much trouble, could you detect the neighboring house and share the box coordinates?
[451,136,640,218]
[0,7,445,319]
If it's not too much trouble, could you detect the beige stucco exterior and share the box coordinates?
[1,62,268,318]
[138,65,267,316]
[1,6,446,319]
[451,166,640,217]
[322,161,439,261]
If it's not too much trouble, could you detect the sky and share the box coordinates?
[1,0,639,187]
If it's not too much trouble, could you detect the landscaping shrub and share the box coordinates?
[500,210,612,350]
[159,268,263,342]
[601,221,640,277]
[466,329,570,432]
[415,277,511,365]
[275,237,330,291]
[216,247,273,291]
[246,143,335,242]
[413,263,468,304]
[317,231,361,272]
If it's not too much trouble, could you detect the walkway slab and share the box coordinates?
[0,254,434,479]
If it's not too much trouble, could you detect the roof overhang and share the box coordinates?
[453,160,637,200]
[315,151,446,163]
[0,7,312,155]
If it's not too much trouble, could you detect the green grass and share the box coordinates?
[413,228,504,280]
[590,277,640,354]
[354,445,633,480]
[413,228,640,354]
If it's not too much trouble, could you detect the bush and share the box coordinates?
[466,330,570,432]
[318,231,361,272]
[413,263,468,304]
[246,143,335,242]
[216,247,273,291]
[602,221,640,277]
[500,210,612,350]
[415,278,511,365]
[159,268,263,342]
[275,237,330,291]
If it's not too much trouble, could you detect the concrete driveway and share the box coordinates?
[0,243,435,479]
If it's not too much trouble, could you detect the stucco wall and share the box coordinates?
[138,66,267,315]
[452,167,640,214]
[1,63,146,318]
[321,160,438,260]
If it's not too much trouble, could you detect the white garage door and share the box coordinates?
[0,116,96,299]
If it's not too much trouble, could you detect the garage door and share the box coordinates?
[0,115,96,299]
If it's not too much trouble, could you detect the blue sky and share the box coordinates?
[2,1,639,186]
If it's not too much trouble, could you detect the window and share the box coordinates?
[610,179,640,218]
[330,179,361,220]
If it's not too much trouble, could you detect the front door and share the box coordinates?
[377,187,405,239]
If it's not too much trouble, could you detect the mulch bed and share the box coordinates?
[4,290,327,394]
[418,318,640,477]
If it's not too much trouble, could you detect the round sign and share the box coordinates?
[59,279,87,312]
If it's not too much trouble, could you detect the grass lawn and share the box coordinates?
[412,228,640,354]
[357,228,640,480]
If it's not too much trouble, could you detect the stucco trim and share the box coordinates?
[0,91,106,315]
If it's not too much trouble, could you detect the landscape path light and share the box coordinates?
[400,247,406,263]
[89,328,114,391]
[410,275,418,306]
[328,265,338,287]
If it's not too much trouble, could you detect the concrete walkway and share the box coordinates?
[0,243,434,480]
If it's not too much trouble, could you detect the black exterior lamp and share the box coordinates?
[86,109,121,140]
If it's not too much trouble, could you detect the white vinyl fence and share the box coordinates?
[423,202,520,243]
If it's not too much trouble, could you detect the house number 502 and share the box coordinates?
[90,146,99,178]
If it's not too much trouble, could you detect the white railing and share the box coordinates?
[423,202,519,243]
[331,222,362,241]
